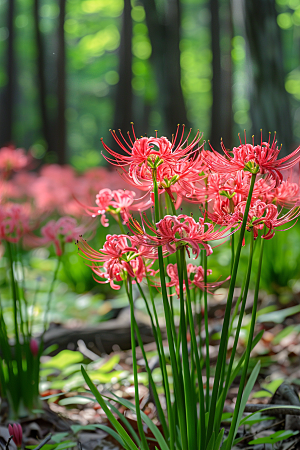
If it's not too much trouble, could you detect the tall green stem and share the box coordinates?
[135,280,171,443]
[6,242,20,347]
[152,171,188,449]
[178,248,196,449]
[230,231,235,274]
[203,249,210,410]
[226,233,265,449]
[43,257,61,334]
[125,278,150,450]
[181,248,206,449]
[206,173,257,444]
[117,212,126,233]
[214,234,255,434]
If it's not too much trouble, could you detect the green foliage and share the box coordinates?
[249,430,299,445]
[40,351,128,394]
[0,242,42,418]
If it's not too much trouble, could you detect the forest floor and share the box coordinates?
[2,289,300,450]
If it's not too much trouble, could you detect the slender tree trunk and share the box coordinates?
[245,0,292,155]
[209,0,233,150]
[223,1,233,148]
[142,0,189,137]
[33,0,51,153]
[165,0,188,133]
[0,0,15,146]
[57,0,66,164]
[113,0,132,137]
[210,0,222,149]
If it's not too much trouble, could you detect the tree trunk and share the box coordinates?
[142,0,189,137]
[33,0,51,154]
[164,0,188,134]
[57,0,66,164]
[245,0,293,155]
[113,0,132,136]
[0,0,15,146]
[209,0,233,150]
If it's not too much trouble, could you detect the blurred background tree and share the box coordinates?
[0,0,299,167]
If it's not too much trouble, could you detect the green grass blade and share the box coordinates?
[206,432,215,450]
[94,424,131,449]
[110,393,170,450]
[81,366,139,450]
[103,400,141,447]
[214,428,224,450]
[223,361,261,449]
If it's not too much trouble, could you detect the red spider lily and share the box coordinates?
[192,265,230,292]
[78,188,151,226]
[77,234,157,289]
[101,125,205,197]
[8,423,22,448]
[0,203,31,243]
[206,197,241,226]
[166,263,196,296]
[237,200,300,240]
[127,214,236,259]
[102,124,202,169]
[80,188,133,226]
[165,263,230,296]
[265,180,300,207]
[221,171,276,202]
[184,169,275,207]
[207,133,300,186]
[25,217,82,256]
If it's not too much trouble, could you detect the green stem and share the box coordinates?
[43,257,61,334]
[226,233,265,449]
[228,269,247,338]
[125,278,150,450]
[17,242,29,338]
[29,278,41,336]
[214,233,255,434]
[133,318,169,439]
[135,280,170,443]
[152,171,188,450]
[206,173,257,444]
[6,242,20,347]
[230,231,235,274]
[203,249,210,411]
[177,248,196,449]
[6,241,23,413]
[117,212,126,233]
[181,248,206,449]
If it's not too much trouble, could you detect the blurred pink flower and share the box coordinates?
[166,263,195,296]
[8,423,22,448]
[29,165,77,215]
[0,146,30,176]
[26,217,82,256]
[0,203,31,243]
[165,263,230,296]
[29,338,39,356]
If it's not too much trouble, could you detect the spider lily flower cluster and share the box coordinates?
[0,146,104,419]
[78,126,300,450]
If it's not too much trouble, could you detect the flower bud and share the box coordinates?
[30,338,39,357]
[8,423,22,448]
